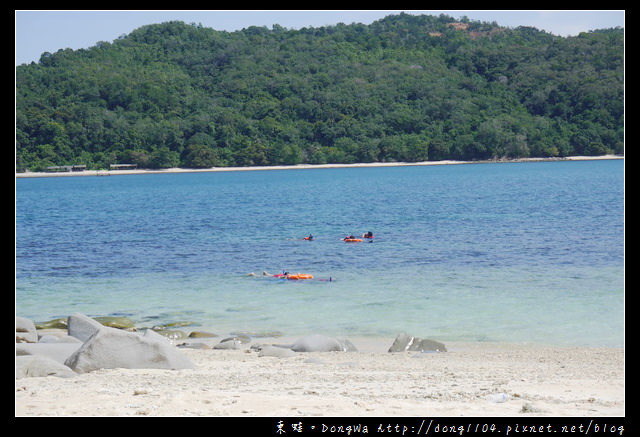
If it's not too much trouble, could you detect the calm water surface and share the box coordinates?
[15,160,624,347]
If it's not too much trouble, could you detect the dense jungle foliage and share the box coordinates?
[16,13,624,171]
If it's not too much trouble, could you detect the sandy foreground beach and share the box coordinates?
[15,155,623,178]
[15,337,624,417]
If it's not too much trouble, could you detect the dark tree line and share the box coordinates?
[16,13,624,171]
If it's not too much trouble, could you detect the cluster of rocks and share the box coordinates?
[253,334,359,357]
[16,313,195,378]
[178,331,446,355]
[16,313,446,379]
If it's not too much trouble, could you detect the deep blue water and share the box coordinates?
[15,160,624,347]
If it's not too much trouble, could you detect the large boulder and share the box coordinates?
[290,334,358,352]
[64,326,195,373]
[388,333,447,353]
[16,355,76,379]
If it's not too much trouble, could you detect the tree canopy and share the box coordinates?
[16,14,624,171]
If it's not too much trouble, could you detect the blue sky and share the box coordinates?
[15,10,625,66]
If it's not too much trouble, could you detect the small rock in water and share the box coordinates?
[188,331,218,338]
[35,318,68,330]
[94,316,135,329]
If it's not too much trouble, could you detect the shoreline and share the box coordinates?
[15,155,623,178]
[16,334,624,417]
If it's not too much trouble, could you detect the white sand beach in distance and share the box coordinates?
[15,337,624,417]
[15,155,623,178]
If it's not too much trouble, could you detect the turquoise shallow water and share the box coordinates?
[15,160,624,347]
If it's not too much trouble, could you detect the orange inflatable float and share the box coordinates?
[285,273,313,280]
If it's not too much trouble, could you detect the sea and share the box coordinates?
[15,159,625,348]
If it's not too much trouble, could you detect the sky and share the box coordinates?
[15,10,625,66]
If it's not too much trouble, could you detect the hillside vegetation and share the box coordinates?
[16,13,624,171]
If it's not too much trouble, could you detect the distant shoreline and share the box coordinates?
[15,155,623,178]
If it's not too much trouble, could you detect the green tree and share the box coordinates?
[183,144,221,168]
[148,146,180,169]
[15,17,623,171]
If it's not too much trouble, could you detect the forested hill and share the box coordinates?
[16,14,624,171]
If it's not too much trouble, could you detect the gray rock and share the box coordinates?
[16,355,76,379]
[64,326,195,373]
[220,334,251,344]
[188,331,218,338]
[388,333,447,353]
[291,334,358,352]
[16,316,38,343]
[16,342,82,363]
[258,345,297,358]
[67,313,104,342]
[213,339,242,350]
[16,316,36,332]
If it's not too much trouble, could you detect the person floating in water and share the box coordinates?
[362,231,374,239]
[304,234,314,240]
